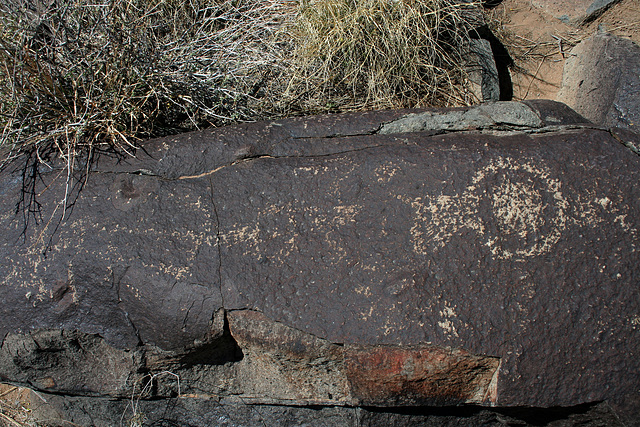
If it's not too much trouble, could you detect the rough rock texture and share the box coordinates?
[1,101,639,425]
[557,32,640,132]
[531,0,621,24]
[467,38,501,102]
[467,24,515,102]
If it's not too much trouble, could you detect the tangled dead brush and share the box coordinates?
[0,0,293,168]
[0,384,36,427]
[0,0,482,229]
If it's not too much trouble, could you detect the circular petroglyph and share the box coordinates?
[474,157,568,260]
[406,157,567,260]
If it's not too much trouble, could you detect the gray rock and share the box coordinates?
[467,38,501,102]
[379,101,543,134]
[557,33,640,132]
[1,101,639,425]
[531,0,621,25]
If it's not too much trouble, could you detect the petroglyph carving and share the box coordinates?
[221,200,363,265]
[405,156,568,260]
[222,156,572,265]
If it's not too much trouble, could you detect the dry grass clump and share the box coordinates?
[0,0,482,165]
[281,0,481,113]
[0,0,293,170]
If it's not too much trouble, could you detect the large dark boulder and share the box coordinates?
[0,101,638,426]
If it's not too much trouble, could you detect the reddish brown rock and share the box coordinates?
[345,345,499,407]
[223,310,499,407]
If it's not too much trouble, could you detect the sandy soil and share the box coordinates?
[492,0,640,101]
[0,383,37,425]
[490,0,586,101]
[584,0,640,44]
